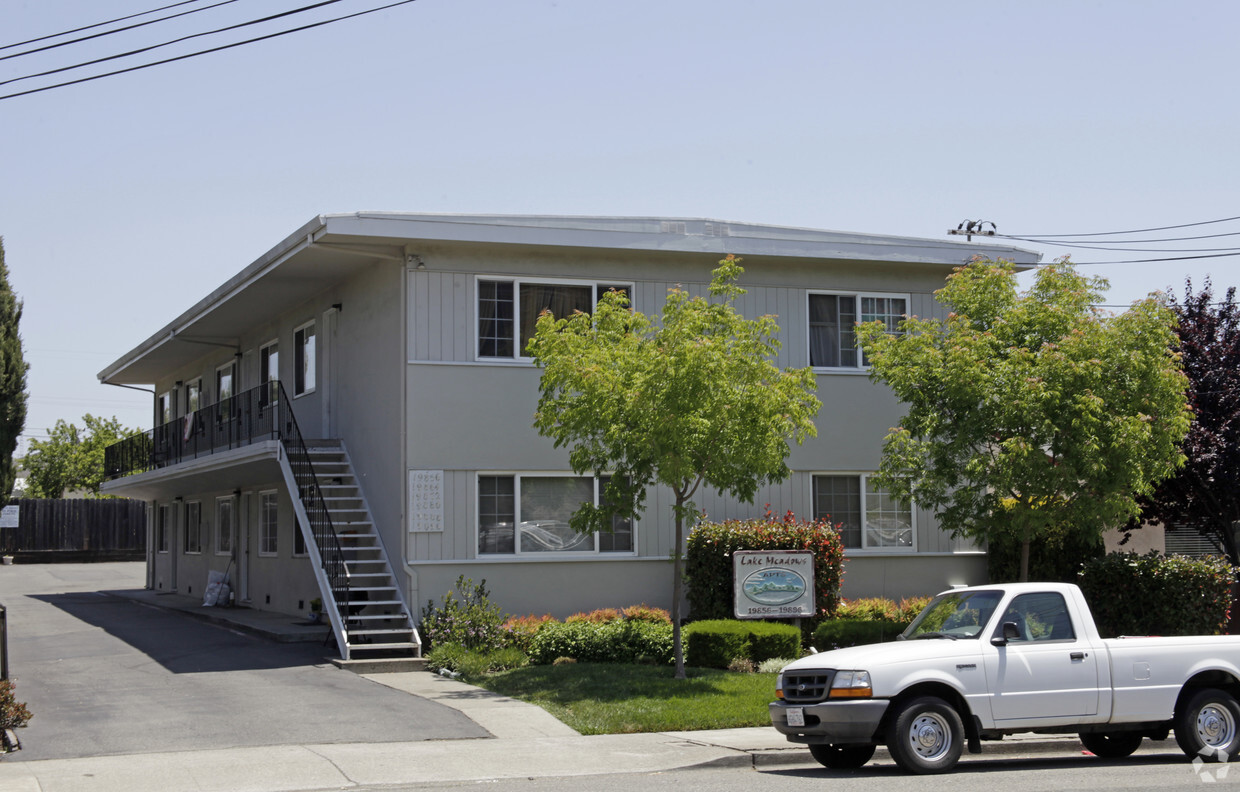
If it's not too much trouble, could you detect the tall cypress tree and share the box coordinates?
[0,239,28,500]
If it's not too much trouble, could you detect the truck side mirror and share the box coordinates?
[991,621,1021,646]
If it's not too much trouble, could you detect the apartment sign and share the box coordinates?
[733,550,815,619]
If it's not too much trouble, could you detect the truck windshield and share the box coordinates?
[902,590,1004,640]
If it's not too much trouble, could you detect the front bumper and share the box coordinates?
[769,699,890,745]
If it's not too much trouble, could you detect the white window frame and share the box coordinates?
[185,378,202,414]
[259,490,279,557]
[156,503,171,553]
[294,321,316,397]
[475,276,634,361]
[156,390,174,426]
[807,291,909,371]
[184,500,202,555]
[476,473,636,557]
[811,473,916,553]
[215,495,235,556]
[259,339,279,405]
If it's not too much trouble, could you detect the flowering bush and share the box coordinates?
[0,680,30,730]
[418,575,506,652]
[686,507,845,633]
[501,613,555,653]
[566,608,621,624]
[621,604,671,624]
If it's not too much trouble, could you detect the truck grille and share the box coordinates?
[782,671,833,704]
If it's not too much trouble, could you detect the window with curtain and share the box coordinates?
[813,474,913,550]
[478,474,635,555]
[477,279,630,359]
[808,292,906,368]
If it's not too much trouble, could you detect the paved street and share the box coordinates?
[0,562,487,761]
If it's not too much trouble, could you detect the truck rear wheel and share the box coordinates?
[808,743,876,769]
[1079,731,1143,758]
[1175,687,1240,762]
[886,696,965,774]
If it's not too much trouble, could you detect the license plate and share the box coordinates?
[786,707,805,727]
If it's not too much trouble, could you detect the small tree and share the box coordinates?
[25,414,136,498]
[528,256,821,678]
[1141,279,1240,564]
[0,239,26,500]
[856,259,1191,582]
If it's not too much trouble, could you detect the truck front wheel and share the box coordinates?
[808,743,876,769]
[1175,687,1240,762]
[886,696,965,774]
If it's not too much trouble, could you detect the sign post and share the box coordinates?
[733,550,815,619]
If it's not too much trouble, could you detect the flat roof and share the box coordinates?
[99,212,1041,385]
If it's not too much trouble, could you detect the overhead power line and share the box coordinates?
[1,0,350,88]
[0,0,205,52]
[0,0,242,64]
[1005,215,1240,239]
[0,0,419,102]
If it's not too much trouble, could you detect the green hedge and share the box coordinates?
[1077,551,1234,638]
[683,620,801,669]
[528,619,674,665]
[686,513,845,635]
[812,619,910,650]
[987,524,1105,584]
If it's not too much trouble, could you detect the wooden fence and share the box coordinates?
[0,499,146,560]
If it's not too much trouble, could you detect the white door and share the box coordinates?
[985,592,1100,721]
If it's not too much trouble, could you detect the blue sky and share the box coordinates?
[2,0,1238,450]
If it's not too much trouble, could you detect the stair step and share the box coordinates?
[348,613,411,621]
[346,641,421,651]
[349,628,416,636]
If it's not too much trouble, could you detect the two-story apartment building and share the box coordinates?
[99,213,1039,659]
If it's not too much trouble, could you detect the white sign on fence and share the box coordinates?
[0,505,18,528]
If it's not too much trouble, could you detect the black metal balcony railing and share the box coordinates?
[103,382,350,624]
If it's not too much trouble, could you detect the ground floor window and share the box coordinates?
[156,503,170,553]
[478,474,634,555]
[812,474,913,550]
[259,491,278,556]
[215,496,234,555]
[184,501,202,554]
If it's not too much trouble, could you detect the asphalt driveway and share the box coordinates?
[0,562,488,761]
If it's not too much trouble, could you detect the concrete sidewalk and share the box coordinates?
[0,578,1094,792]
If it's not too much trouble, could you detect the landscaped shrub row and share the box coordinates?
[1077,551,1234,638]
[812,619,910,650]
[528,619,674,665]
[682,620,800,669]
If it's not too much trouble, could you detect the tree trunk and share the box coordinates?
[1019,536,1031,583]
[672,495,686,680]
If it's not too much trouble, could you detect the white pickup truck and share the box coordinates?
[770,582,1240,774]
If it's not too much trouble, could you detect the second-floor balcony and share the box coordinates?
[104,382,295,482]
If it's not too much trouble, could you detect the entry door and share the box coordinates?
[985,592,1100,721]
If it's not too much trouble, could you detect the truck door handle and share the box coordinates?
[1070,652,1087,660]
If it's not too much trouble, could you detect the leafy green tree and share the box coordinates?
[0,239,26,500]
[528,256,821,678]
[1141,279,1240,564]
[25,414,136,498]
[855,259,1191,582]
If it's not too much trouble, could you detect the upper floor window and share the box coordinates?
[478,278,630,359]
[808,292,907,369]
[812,474,913,551]
[260,341,279,406]
[156,391,174,426]
[478,474,634,555]
[294,322,316,396]
[185,379,202,414]
[216,361,236,421]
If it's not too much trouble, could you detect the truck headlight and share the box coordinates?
[829,670,872,699]
[775,672,785,700]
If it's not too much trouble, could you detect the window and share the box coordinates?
[216,361,236,421]
[185,379,202,413]
[156,504,171,553]
[478,279,630,359]
[156,391,174,426]
[184,501,202,554]
[260,341,279,406]
[259,491,278,556]
[478,474,634,555]
[808,293,907,368]
[294,322,316,396]
[813,474,913,550]
[215,496,234,555]
[996,592,1075,642]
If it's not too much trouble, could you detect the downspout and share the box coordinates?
[399,254,420,618]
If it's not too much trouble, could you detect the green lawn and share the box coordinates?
[473,663,779,734]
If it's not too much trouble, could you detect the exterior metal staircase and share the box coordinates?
[302,442,421,664]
